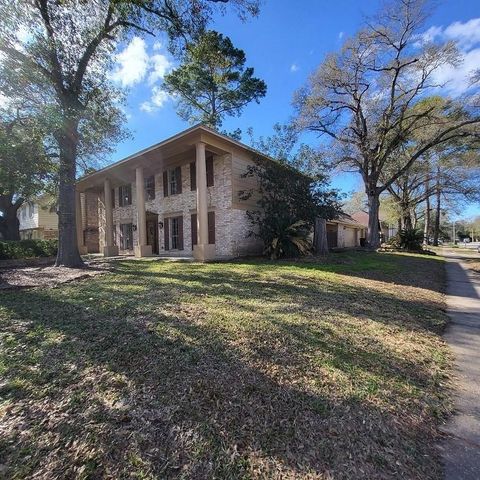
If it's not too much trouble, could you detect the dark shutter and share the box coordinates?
[206,156,214,187]
[190,162,196,190]
[208,211,215,244]
[178,216,184,250]
[111,189,115,208]
[126,184,132,205]
[164,217,169,250]
[175,166,182,194]
[191,213,198,249]
[163,171,169,197]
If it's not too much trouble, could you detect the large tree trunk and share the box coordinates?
[402,210,413,231]
[313,217,329,255]
[423,193,431,245]
[55,120,84,268]
[0,195,21,240]
[432,187,441,247]
[366,192,381,249]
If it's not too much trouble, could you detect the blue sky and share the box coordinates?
[110,0,480,219]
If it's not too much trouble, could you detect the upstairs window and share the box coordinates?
[145,175,155,200]
[189,155,214,190]
[119,184,132,207]
[163,166,182,197]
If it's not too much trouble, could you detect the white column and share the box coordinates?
[103,178,118,257]
[75,190,87,255]
[193,142,215,261]
[134,166,152,257]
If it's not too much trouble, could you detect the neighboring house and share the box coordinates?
[326,214,367,249]
[350,211,398,243]
[76,125,271,261]
[17,195,58,240]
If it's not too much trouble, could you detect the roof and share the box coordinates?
[331,213,367,228]
[350,211,369,227]
[77,124,281,185]
[351,211,395,227]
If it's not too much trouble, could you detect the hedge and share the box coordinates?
[0,239,58,260]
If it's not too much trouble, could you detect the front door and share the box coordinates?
[146,219,159,254]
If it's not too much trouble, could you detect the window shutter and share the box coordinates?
[163,171,169,197]
[127,184,132,205]
[111,189,115,208]
[208,211,215,244]
[206,156,214,187]
[178,216,184,250]
[164,217,170,250]
[190,162,196,190]
[191,213,198,249]
[175,166,182,194]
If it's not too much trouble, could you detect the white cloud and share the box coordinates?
[148,53,172,85]
[444,18,480,49]
[140,86,171,113]
[112,36,149,87]
[111,37,174,112]
[290,63,299,73]
[338,31,344,40]
[433,47,480,96]
[417,18,480,96]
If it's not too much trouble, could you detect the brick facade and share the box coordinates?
[84,153,260,258]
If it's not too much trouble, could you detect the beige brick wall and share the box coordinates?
[86,151,264,258]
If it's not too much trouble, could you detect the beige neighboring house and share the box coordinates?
[350,211,398,243]
[17,195,58,240]
[326,214,367,249]
[76,125,273,261]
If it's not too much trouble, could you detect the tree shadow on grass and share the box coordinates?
[232,250,447,294]
[0,260,448,479]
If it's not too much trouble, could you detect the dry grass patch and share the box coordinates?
[0,252,450,479]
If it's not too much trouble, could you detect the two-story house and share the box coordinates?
[17,195,58,240]
[76,125,266,261]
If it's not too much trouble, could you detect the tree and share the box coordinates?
[0,0,259,267]
[247,123,330,177]
[163,30,266,128]
[0,108,54,240]
[294,0,480,248]
[240,159,340,259]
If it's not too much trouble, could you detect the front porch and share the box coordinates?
[76,127,232,262]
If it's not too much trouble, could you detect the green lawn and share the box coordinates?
[0,252,450,479]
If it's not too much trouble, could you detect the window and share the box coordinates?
[28,202,34,218]
[206,155,214,187]
[164,215,183,250]
[145,175,155,200]
[190,212,215,248]
[119,184,132,207]
[22,207,26,219]
[120,223,133,250]
[163,167,182,196]
[190,156,214,190]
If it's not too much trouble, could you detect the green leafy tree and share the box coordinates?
[163,30,266,128]
[0,0,259,267]
[0,108,55,240]
[294,0,480,248]
[240,159,341,259]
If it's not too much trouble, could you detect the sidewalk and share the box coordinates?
[440,250,480,479]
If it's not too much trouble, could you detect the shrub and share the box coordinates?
[0,239,58,260]
[264,220,312,260]
[387,228,423,251]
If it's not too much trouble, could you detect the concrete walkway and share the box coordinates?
[440,249,480,479]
